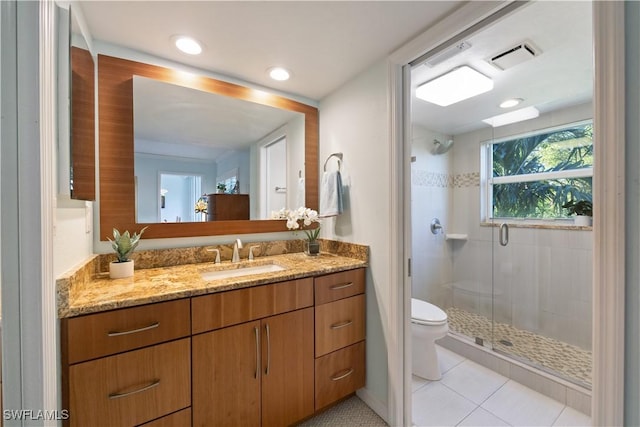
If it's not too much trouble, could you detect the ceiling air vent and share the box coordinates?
[489,42,539,71]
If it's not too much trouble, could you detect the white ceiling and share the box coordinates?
[77,1,463,101]
[411,1,593,136]
[76,1,593,152]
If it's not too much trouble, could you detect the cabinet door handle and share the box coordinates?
[330,320,353,330]
[107,322,159,337]
[108,379,160,399]
[254,326,260,379]
[329,282,354,290]
[264,324,271,376]
[331,368,354,381]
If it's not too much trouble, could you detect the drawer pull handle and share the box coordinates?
[254,326,260,379]
[331,368,354,381]
[108,379,160,399]
[265,324,271,376]
[107,322,159,337]
[330,282,354,290]
[330,320,353,330]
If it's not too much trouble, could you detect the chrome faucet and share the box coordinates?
[206,248,221,264]
[248,245,260,260]
[232,239,243,263]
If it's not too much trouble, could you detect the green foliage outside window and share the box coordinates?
[492,123,593,219]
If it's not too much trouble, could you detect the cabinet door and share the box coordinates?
[192,321,261,427]
[261,307,314,427]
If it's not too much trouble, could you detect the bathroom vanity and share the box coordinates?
[58,248,367,427]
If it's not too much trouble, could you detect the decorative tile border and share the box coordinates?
[412,169,479,188]
[453,172,480,188]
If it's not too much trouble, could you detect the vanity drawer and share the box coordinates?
[68,338,191,427]
[192,277,313,334]
[137,408,191,427]
[315,294,365,357]
[64,299,191,364]
[314,268,365,305]
[315,341,366,411]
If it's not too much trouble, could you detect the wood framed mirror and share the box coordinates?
[98,54,318,240]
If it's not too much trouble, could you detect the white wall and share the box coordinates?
[319,60,390,417]
[449,103,593,349]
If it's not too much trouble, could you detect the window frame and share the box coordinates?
[481,119,594,223]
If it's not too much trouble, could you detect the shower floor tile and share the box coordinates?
[446,307,592,387]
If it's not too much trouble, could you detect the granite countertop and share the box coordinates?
[60,252,367,318]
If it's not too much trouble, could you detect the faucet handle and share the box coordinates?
[207,248,221,264]
[248,246,260,260]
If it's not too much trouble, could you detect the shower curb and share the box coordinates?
[438,333,592,416]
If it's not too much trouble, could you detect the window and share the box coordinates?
[217,168,239,194]
[482,121,593,221]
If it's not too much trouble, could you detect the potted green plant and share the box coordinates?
[108,226,147,279]
[562,200,593,226]
[217,183,227,194]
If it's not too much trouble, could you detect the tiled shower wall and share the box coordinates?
[411,102,593,351]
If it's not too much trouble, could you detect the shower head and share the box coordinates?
[432,138,453,155]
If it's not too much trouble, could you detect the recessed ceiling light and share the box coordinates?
[268,67,291,81]
[499,98,523,108]
[482,106,540,127]
[416,66,493,107]
[173,36,202,55]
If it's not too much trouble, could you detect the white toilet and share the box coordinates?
[411,298,449,380]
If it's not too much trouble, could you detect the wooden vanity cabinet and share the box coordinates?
[192,278,315,427]
[61,300,191,427]
[62,267,367,426]
[313,268,367,411]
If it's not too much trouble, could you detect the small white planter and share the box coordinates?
[109,260,134,279]
[574,215,593,227]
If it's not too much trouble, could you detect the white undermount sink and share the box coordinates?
[200,263,286,281]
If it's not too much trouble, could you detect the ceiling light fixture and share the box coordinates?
[482,106,540,127]
[416,66,493,107]
[174,36,202,55]
[268,67,291,81]
[499,98,523,108]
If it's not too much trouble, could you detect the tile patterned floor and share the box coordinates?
[446,307,592,388]
[300,396,387,426]
[412,345,592,427]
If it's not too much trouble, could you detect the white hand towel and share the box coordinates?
[297,177,305,207]
[319,171,344,217]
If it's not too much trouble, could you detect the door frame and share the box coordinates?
[387,2,626,426]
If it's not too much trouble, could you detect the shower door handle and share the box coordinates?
[499,223,509,247]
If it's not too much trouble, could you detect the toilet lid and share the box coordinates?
[411,298,447,326]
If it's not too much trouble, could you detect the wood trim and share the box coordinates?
[70,46,95,200]
[97,54,319,240]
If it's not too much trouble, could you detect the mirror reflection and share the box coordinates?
[69,7,96,201]
[133,77,305,223]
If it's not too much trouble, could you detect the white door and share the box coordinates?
[265,137,287,216]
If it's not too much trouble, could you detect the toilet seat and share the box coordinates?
[411,298,447,326]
